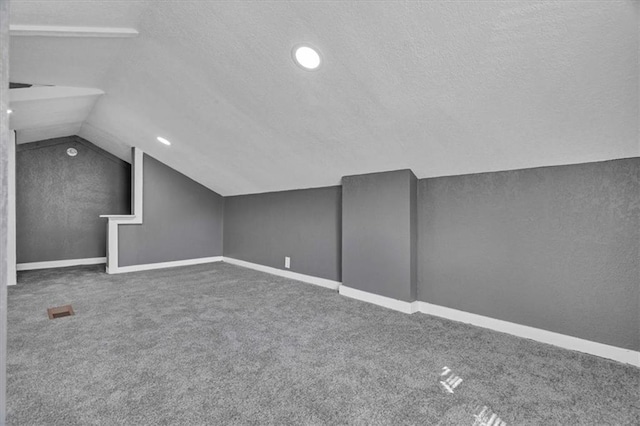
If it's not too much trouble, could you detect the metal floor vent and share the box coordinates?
[47,305,74,319]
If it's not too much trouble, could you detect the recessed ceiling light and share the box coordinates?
[157,136,171,146]
[293,45,321,70]
[7,109,12,114]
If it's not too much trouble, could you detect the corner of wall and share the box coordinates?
[102,147,143,274]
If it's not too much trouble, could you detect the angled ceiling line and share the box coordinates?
[10,86,105,102]
[10,25,139,38]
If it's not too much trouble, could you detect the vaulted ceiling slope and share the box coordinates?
[9,1,639,196]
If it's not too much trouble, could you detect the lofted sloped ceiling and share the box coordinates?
[9,1,639,196]
[9,85,105,144]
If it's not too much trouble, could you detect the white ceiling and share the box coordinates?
[9,86,104,144]
[9,1,639,195]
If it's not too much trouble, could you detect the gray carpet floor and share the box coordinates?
[7,263,639,425]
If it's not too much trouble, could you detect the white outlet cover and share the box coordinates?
[285,257,291,269]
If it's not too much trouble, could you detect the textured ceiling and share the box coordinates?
[9,86,104,144]
[10,1,640,195]
[9,0,149,87]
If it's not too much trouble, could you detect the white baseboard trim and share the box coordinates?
[417,302,640,367]
[333,285,638,366]
[110,256,223,274]
[222,257,341,290]
[339,285,419,314]
[17,257,106,271]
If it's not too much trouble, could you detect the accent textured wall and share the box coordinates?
[224,186,341,282]
[417,158,639,351]
[16,137,130,263]
[118,155,224,267]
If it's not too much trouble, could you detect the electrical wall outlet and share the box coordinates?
[284,256,291,269]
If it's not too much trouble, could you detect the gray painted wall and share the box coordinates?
[342,170,417,301]
[118,155,224,266]
[223,186,341,282]
[16,137,131,263]
[418,158,639,351]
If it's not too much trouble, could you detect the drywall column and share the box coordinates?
[341,169,417,303]
[0,0,10,420]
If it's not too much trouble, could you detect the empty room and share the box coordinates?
[0,0,638,425]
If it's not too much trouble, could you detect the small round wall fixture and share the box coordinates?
[292,45,321,70]
[66,147,78,157]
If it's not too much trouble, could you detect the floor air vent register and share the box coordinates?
[47,305,74,319]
